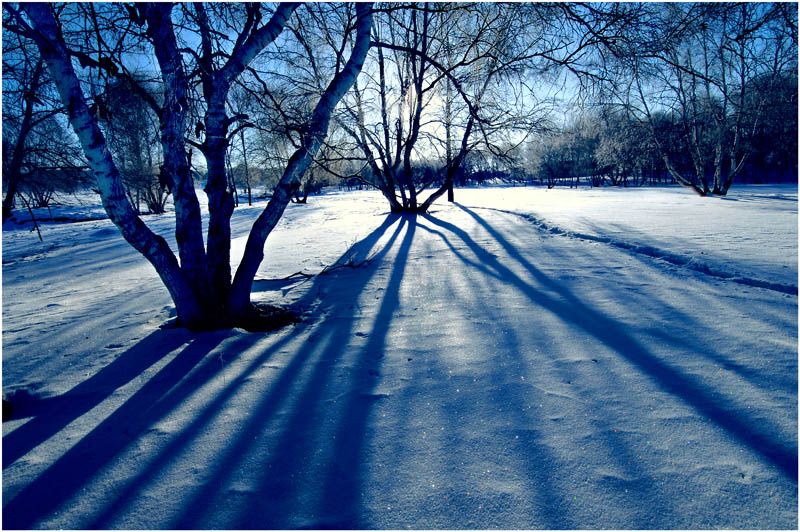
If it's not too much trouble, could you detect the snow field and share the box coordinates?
[2,184,797,528]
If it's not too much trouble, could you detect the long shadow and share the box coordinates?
[481,205,798,296]
[3,328,192,468]
[3,215,406,528]
[305,215,575,527]
[5,214,408,529]
[310,216,417,527]
[725,193,798,204]
[190,216,415,528]
[2,329,233,529]
[508,217,798,396]
[7,204,794,528]
[442,205,797,482]
[645,324,798,395]
[163,214,408,529]
[415,219,672,528]
[84,326,302,528]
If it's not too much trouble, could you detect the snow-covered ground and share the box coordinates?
[2,184,797,529]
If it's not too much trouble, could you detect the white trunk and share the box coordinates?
[228,3,374,316]
[22,3,206,325]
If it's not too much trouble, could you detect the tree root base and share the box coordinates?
[161,303,302,333]
[237,303,302,332]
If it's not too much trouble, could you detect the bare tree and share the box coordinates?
[598,3,797,196]
[2,17,86,220]
[99,77,169,214]
[329,3,554,213]
[234,3,370,205]
[8,2,373,330]
[2,52,46,220]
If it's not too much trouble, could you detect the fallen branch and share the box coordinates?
[254,241,378,283]
[267,271,316,281]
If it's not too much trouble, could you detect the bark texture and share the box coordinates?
[21,2,208,326]
[20,2,364,331]
[227,3,374,317]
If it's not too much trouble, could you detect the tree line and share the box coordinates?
[2,3,796,329]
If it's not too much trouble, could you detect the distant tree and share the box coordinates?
[334,3,553,212]
[226,83,254,206]
[1,18,86,220]
[235,3,378,204]
[101,78,169,214]
[1,50,46,219]
[744,71,798,184]
[599,3,797,196]
[6,2,373,330]
[593,109,666,187]
[15,117,90,208]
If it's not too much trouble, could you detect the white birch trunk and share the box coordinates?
[22,3,208,327]
[228,3,374,317]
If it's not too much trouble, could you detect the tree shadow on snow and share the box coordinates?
[4,205,795,529]
[2,215,408,529]
[519,217,798,396]
[166,213,414,529]
[440,205,797,482]
[2,328,235,529]
[93,213,405,530]
[414,215,674,527]
[167,205,793,529]
[3,328,194,468]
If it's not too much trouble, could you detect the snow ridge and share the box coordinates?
[484,207,798,296]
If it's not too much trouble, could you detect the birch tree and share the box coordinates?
[7,2,373,330]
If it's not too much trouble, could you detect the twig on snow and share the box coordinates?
[255,240,378,283]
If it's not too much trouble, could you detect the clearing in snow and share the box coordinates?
[2,184,797,529]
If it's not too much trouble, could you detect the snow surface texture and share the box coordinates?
[2,185,797,529]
